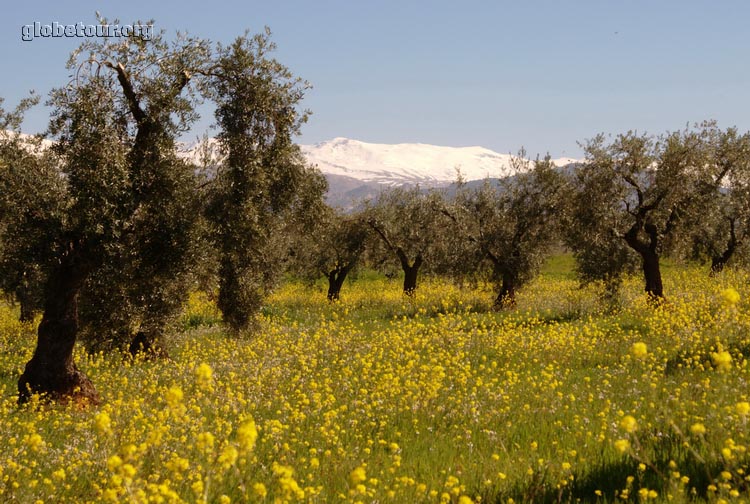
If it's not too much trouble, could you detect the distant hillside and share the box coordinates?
[5,131,580,209]
[179,136,580,208]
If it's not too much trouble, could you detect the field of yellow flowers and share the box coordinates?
[1,258,749,503]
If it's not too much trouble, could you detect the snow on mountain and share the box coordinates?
[177,135,579,187]
[164,136,582,208]
[299,137,577,186]
[7,131,580,207]
[6,131,578,187]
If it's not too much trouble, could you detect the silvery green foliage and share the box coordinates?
[447,152,566,306]
[567,124,739,298]
[678,126,750,272]
[365,187,452,292]
[0,95,65,320]
[205,30,326,331]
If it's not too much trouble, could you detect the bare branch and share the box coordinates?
[103,61,146,123]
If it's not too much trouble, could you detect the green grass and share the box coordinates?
[0,262,749,503]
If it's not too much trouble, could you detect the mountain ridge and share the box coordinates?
[177,136,580,207]
[298,136,578,187]
[3,131,580,208]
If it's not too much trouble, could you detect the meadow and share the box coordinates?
[1,257,749,503]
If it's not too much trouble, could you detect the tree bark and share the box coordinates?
[327,266,350,301]
[15,273,38,323]
[710,254,731,275]
[493,272,517,310]
[17,243,99,405]
[710,219,738,276]
[641,249,664,299]
[18,293,35,323]
[128,330,169,360]
[623,222,664,301]
[401,254,423,296]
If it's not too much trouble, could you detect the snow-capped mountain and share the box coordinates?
[177,136,577,185]
[177,136,579,207]
[6,130,580,208]
[299,137,577,187]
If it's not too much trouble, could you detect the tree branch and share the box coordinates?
[622,221,649,255]
[103,61,146,124]
[368,219,395,252]
[622,174,644,207]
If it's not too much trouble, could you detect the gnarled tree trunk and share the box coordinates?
[624,222,664,302]
[367,220,425,296]
[493,272,517,310]
[710,219,738,276]
[18,295,35,323]
[710,255,729,275]
[401,254,423,296]
[15,274,39,323]
[128,329,169,360]
[18,243,99,405]
[327,265,351,301]
[641,250,664,299]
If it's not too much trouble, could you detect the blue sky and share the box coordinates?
[2,1,749,157]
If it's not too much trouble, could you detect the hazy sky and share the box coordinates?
[2,1,749,157]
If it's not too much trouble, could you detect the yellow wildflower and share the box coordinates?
[165,386,183,406]
[631,342,648,359]
[94,411,112,435]
[350,466,367,485]
[237,418,258,453]
[712,351,732,371]
[196,432,215,452]
[218,445,238,468]
[720,288,740,306]
[735,402,750,416]
[690,423,706,435]
[253,482,267,498]
[614,439,630,453]
[620,415,638,433]
[107,455,122,472]
[196,363,213,388]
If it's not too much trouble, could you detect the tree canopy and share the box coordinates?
[0,23,326,403]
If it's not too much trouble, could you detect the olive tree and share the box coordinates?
[681,126,750,273]
[204,30,326,332]
[444,153,566,308]
[0,19,226,403]
[569,127,709,301]
[366,187,450,295]
[289,207,370,301]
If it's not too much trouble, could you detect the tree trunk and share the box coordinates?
[18,294,35,323]
[16,276,38,323]
[17,247,99,405]
[366,222,425,296]
[494,273,517,310]
[710,255,728,275]
[624,223,665,302]
[402,263,421,296]
[217,259,252,332]
[400,254,423,296]
[327,266,350,301]
[641,250,664,301]
[710,223,737,276]
[128,330,169,360]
